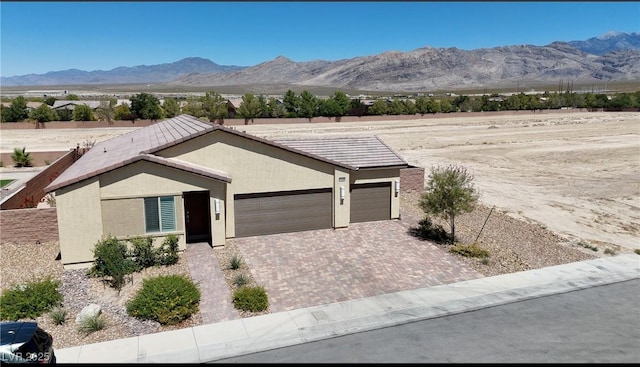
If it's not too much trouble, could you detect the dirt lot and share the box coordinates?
[1,111,638,251]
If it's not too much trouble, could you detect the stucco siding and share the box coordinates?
[99,161,226,248]
[333,168,350,228]
[157,131,335,193]
[101,198,145,238]
[56,177,103,266]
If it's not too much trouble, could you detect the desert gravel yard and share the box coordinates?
[0,197,602,350]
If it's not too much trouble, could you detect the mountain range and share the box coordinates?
[2,31,639,91]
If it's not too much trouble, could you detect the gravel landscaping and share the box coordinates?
[0,196,609,350]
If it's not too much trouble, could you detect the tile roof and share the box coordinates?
[51,100,103,109]
[274,136,408,169]
[45,114,407,193]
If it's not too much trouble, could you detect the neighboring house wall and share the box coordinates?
[400,166,425,194]
[1,149,81,210]
[55,177,103,268]
[0,208,58,245]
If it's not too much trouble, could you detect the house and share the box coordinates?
[44,114,409,269]
[1,101,44,111]
[226,98,243,118]
[51,100,103,111]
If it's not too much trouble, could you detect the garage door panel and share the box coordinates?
[350,182,391,223]
[235,189,332,237]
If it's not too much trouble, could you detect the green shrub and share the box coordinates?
[229,254,242,270]
[233,273,249,287]
[88,236,136,292]
[603,248,616,255]
[159,234,179,266]
[78,314,106,335]
[49,306,67,325]
[0,277,62,320]
[408,218,451,244]
[126,275,200,325]
[635,249,640,255]
[232,286,268,312]
[450,243,490,259]
[130,236,158,269]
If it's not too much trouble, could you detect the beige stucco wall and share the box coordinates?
[55,177,103,267]
[333,168,350,227]
[352,168,401,219]
[99,160,226,248]
[158,131,337,237]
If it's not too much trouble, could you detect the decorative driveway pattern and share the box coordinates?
[230,219,484,313]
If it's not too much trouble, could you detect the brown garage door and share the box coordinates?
[234,188,332,237]
[350,182,391,223]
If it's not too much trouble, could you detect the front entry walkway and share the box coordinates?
[185,242,239,324]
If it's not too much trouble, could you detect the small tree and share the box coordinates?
[29,104,57,125]
[162,97,180,118]
[238,93,262,124]
[419,164,479,244]
[73,104,96,121]
[96,100,115,124]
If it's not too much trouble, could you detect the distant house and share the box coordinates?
[1,101,43,111]
[115,99,132,107]
[226,98,243,118]
[51,100,103,111]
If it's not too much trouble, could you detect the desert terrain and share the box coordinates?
[1,111,638,251]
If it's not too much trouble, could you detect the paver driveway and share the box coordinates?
[230,218,484,313]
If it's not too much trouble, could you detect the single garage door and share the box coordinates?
[234,188,332,237]
[350,182,391,223]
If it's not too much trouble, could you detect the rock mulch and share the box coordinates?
[0,196,607,349]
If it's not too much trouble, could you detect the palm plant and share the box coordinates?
[11,147,33,167]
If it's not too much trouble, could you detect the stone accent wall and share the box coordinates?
[0,208,58,244]
[400,166,425,194]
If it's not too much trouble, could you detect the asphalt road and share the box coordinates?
[212,279,640,363]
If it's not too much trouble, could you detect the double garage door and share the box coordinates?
[234,188,332,238]
[234,183,392,238]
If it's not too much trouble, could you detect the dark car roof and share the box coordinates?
[0,322,37,347]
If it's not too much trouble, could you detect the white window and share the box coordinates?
[144,196,176,233]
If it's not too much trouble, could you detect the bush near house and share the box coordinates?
[232,286,269,312]
[88,235,182,292]
[87,236,137,292]
[126,275,200,325]
[0,276,62,320]
[449,243,490,259]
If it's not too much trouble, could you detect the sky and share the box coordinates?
[1,1,638,77]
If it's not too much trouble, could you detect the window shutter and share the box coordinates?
[144,197,160,232]
[160,196,176,231]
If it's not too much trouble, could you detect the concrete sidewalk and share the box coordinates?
[56,254,639,363]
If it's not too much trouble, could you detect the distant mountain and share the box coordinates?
[170,35,640,92]
[2,32,639,91]
[0,57,246,86]
[568,31,640,55]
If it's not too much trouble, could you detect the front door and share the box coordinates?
[183,191,211,244]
